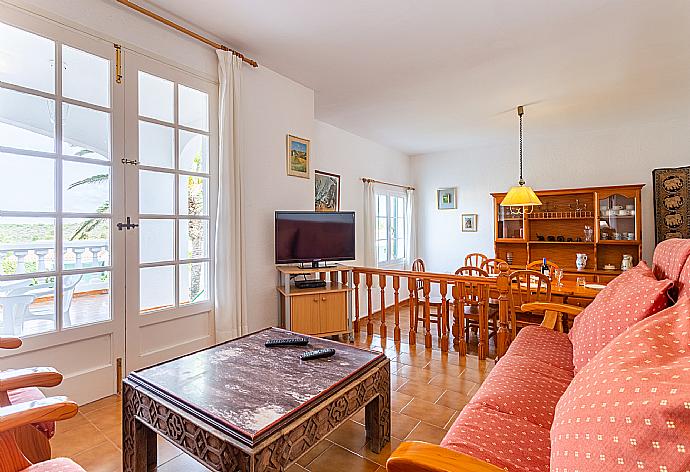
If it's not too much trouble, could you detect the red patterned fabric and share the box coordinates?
[7,387,55,439]
[652,238,690,283]
[442,403,551,472]
[568,261,672,373]
[551,296,690,472]
[506,325,574,373]
[25,458,85,472]
[471,355,573,429]
[678,256,690,300]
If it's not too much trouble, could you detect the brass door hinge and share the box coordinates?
[116,357,123,394]
[114,44,123,84]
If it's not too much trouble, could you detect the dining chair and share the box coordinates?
[14,275,82,332]
[454,266,493,345]
[526,260,560,274]
[508,270,552,340]
[410,258,444,338]
[464,253,488,269]
[480,258,508,275]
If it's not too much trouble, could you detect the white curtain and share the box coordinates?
[405,188,416,269]
[215,51,247,342]
[363,181,377,267]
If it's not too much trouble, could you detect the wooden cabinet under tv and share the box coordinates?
[276,265,353,338]
[491,184,644,283]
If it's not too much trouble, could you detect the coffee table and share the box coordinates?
[122,327,390,471]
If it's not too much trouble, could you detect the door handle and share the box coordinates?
[117,216,139,231]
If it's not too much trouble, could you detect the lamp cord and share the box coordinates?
[519,112,524,185]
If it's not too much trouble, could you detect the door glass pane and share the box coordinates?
[0,153,54,212]
[63,218,110,269]
[179,219,208,259]
[179,175,208,216]
[0,88,55,152]
[139,219,174,263]
[138,121,174,168]
[138,72,174,123]
[376,218,387,240]
[139,171,174,214]
[62,45,109,107]
[179,130,208,173]
[140,265,174,313]
[62,161,110,214]
[179,261,208,305]
[0,276,55,336]
[178,85,208,131]
[0,22,55,93]
[0,217,55,276]
[64,272,110,328]
[62,103,110,160]
[376,241,387,263]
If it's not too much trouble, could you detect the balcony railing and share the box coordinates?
[0,240,109,276]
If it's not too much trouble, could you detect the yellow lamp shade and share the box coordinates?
[500,185,542,207]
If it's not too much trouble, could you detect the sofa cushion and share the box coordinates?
[25,458,85,472]
[550,296,690,472]
[678,255,690,299]
[507,325,574,373]
[568,261,672,373]
[442,403,551,472]
[7,387,55,439]
[652,237,690,284]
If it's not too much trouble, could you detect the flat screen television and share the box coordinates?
[275,211,355,266]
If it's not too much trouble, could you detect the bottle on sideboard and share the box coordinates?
[541,257,550,279]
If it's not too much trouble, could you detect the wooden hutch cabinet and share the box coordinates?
[491,184,644,284]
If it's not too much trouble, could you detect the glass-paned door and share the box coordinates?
[0,12,124,404]
[124,53,217,372]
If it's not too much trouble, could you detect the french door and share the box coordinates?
[0,6,217,403]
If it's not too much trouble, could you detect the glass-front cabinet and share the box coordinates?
[496,206,524,240]
[597,191,639,242]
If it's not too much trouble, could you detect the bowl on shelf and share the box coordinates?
[604,264,616,270]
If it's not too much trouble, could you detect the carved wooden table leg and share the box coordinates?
[123,384,156,472]
[364,364,391,454]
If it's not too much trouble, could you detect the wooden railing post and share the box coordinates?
[353,271,360,334]
[439,280,449,352]
[366,273,374,336]
[496,263,511,359]
[453,281,466,356]
[378,274,387,339]
[393,276,401,342]
[408,276,417,345]
[477,284,488,360]
[423,279,432,348]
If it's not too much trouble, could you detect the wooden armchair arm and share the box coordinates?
[387,441,504,472]
[521,302,584,332]
[0,397,78,433]
[0,367,63,392]
[0,337,21,350]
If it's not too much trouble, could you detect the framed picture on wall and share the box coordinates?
[437,187,457,209]
[461,214,478,232]
[286,134,310,178]
[314,170,340,212]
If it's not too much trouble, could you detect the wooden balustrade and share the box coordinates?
[351,264,512,359]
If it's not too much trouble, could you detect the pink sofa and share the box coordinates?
[388,238,690,472]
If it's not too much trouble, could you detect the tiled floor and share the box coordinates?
[52,323,492,471]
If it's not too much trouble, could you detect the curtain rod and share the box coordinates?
[362,178,415,191]
[115,0,258,68]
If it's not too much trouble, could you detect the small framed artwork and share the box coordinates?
[462,214,478,232]
[314,170,340,212]
[437,187,457,210]
[286,134,310,178]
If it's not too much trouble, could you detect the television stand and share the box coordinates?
[277,265,354,341]
[299,261,337,269]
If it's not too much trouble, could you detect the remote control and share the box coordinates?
[300,348,336,360]
[265,337,309,347]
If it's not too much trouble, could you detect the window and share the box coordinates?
[375,191,407,265]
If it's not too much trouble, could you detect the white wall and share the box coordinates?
[412,118,690,273]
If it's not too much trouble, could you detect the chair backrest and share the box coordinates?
[411,258,426,293]
[481,258,507,275]
[508,270,552,312]
[454,266,489,277]
[464,253,488,269]
[62,275,83,313]
[0,295,35,336]
[526,260,560,273]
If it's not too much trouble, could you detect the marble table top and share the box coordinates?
[130,328,384,445]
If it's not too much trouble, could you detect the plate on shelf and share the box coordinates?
[585,283,606,290]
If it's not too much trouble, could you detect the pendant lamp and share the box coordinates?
[500,105,541,211]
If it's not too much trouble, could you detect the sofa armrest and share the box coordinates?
[0,337,22,350]
[0,397,78,433]
[521,302,584,332]
[0,367,63,392]
[387,441,505,472]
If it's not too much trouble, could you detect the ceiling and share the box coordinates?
[144,0,690,155]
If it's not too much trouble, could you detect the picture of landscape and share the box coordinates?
[286,134,310,178]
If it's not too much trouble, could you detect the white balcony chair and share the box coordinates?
[0,295,35,335]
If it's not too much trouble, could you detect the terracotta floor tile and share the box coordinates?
[156,452,209,471]
[306,444,379,472]
[287,464,309,472]
[395,353,431,368]
[435,389,472,411]
[405,422,448,443]
[51,422,108,458]
[391,390,414,412]
[79,395,121,414]
[444,410,460,430]
[327,420,367,452]
[396,380,445,403]
[297,439,333,467]
[390,374,408,390]
[390,412,420,440]
[400,398,456,428]
[459,367,492,383]
[157,436,183,466]
[396,364,436,382]
[84,404,122,431]
[55,412,91,434]
[359,437,401,466]
[70,441,122,472]
[428,373,478,395]
[424,359,466,375]
[351,407,366,424]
